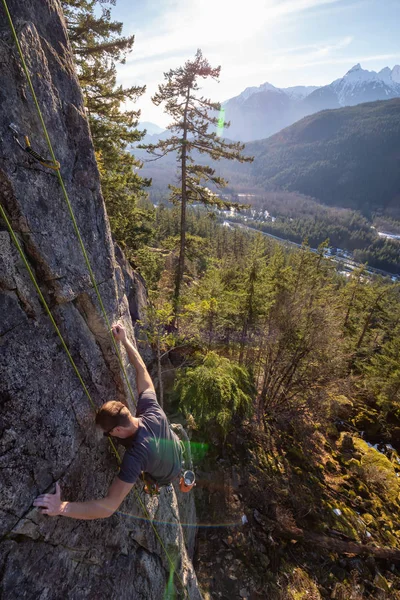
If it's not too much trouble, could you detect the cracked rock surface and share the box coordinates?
[0,2,201,598]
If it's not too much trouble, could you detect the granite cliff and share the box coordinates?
[0,1,201,598]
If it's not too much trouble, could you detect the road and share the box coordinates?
[223,219,399,281]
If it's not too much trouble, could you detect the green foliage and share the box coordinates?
[146,204,400,432]
[135,247,165,291]
[354,438,399,502]
[362,322,400,415]
[143,303,175,349]
[353,238,400,275]
[342,273,398,361]
[239,205,375,251]
[62,0,151,251]
[174,351,255,439]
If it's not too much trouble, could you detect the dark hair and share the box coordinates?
[95,401,131,432]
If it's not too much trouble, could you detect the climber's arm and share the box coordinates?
[112,322,155,395]
[33,478,133,519]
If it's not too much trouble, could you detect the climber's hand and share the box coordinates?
[112,321,127,343]
[33,482,64,517]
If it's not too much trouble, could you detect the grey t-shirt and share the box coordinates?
[117,390,182,486]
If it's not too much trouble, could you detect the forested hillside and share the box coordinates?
[138,100,400,275]
[226,193,400,275]
[224,99,400,219]
[139,99,400,222]
[136,205,400,598]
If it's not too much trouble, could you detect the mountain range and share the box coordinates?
[138,99,400,219]
[142,64,400,144]
[218,98,400,219]
[138,121,165,136]
[221,64,400,141]
[136,66,400,218]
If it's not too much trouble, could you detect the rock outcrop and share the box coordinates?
[0,2,201,598]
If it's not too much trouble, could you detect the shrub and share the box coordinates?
[354,439,399,502]
[278,567,322,600]
[174,351,255,440]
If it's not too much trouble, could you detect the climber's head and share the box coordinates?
[95,400,135,438]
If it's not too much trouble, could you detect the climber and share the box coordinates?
[33,322,183,519]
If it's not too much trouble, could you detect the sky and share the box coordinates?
[110,0,400,128]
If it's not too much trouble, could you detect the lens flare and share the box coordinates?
[116,475,244,529]
[217,107,225,137]
[188,441,208,461]
[116,506,243,529]
[164,565,176,600]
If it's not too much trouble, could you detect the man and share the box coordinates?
[33,322,182,519]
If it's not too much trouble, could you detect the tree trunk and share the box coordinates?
[239,266,256,364]
[274,524,400,562]
[174,88,191,319]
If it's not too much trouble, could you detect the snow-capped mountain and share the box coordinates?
[282,85,320,100]
[236,81,284,103]
[329,64,400,106]
[223,64,400,142]
[392,65,400,84]
[229,82,319,104]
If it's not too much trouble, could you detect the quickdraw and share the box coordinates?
[9,123,60,170]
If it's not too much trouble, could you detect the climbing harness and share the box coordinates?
[141,468,196,496]
[1,2,191,597]
[141,472,161,496]
[9,123,60,170]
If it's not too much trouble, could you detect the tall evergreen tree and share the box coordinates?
[62,0,152,252]
[144,49,253,311]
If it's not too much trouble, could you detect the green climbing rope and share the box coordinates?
[0,203,120,464]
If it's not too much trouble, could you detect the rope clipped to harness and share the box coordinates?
[10,123,60,170]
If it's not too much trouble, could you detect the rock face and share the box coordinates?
[0,2,201,598]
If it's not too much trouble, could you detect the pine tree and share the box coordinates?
[62,0,151,252]
[143,49,253,311]
[363,324,400,414]
[238,234,268,365]
[175,351,254,441]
